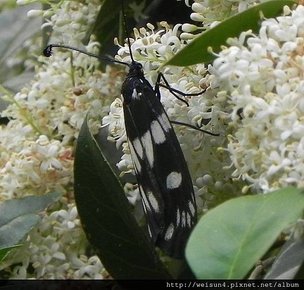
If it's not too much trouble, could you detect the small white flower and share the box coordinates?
[27,9,43,18]
[209,5,304,192]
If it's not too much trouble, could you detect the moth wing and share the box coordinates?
[123,79,196,258]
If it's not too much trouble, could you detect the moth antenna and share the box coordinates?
[121,0,135,63]
[43,44,130,67]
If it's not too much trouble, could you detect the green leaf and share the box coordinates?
[265,237,304,279]
[74,116,170,279]
[89,0,139,55]
[0,192,61,249]
[0,214,39,250]
[186,187,304,279]
[294,258,304,279]
[166,0,296,66]
[0,245,21,263]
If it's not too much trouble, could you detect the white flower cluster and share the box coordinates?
[0,0,119,278]
[181,0,267,38]
[0,134,73,200]
[209,5,304,192]
[43,0,100,47]
[10,205,103,279]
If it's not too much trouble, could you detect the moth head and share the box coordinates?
[128,61,144,78]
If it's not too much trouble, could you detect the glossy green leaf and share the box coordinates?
[186,187,304,279]
[166,0,296,66]
[0,192,61,249]
[74,116,170,279]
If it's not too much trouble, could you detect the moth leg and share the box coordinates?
[155,72,206,106]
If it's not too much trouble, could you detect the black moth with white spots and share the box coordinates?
[43,41,199,260]
[122,61,197,259]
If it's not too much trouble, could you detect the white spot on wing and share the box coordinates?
[150,120,166,144]
[132,88,138,100]
[188,201,195,216]
[141,130,154,167]
[164,223,175,241]
[132,138,143,159]
[147,225,152,238]
[129,142,141,172]
[166,172,182,189]
[131,88,142,100]
[147,192,160,213]
[181,211,186,227]
[157,113,171,132]
[186,212,192,227]
[176,208,180,226]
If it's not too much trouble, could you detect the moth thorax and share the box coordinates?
[128,61,144,77]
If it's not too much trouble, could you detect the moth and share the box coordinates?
[44,16,217,260]
[121,54,197,259]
